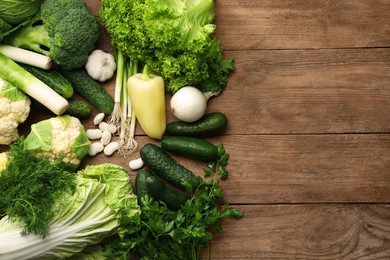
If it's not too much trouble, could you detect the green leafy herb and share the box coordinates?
[101,143,243,259]
[0,138,76,237]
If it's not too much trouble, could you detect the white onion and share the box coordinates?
[170,86,207,122]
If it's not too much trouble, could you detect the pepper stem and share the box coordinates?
[141,64,151,80]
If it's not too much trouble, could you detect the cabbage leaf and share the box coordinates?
[0,0,43,25]
[0,163,140,260]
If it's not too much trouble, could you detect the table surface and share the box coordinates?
[13,0,390,259]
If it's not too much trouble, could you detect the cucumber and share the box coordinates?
[140,143,202,193]
[165,112,228,137]
[135,168,155,206]
[19,64,73,99]
[161,136,218,162]
[60,69,114,115]
[65,99,91,118]
[146,175,190,210]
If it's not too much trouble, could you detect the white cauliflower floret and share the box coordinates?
[24,115,91,171]
[0,83,31,145]
[46,116,84,165]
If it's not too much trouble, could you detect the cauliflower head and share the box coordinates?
[0,78,31,145]
[24,115,91,171]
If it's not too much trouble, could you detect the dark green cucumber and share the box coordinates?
[166,112,228,137]
[135,168,155,206]
[19,64,74,99]
[140,143,202,193]
[65,99,91,118]
[61,69,114,115]
[161,136,218,162]
[146,175,190,210]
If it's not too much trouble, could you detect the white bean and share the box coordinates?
[93,113,105,125]
[104,141,119,156]
[88,142,104,156]
[99,121,108,131]
[106,124,117,134]
[129,158,144,170]
[100,130,112,146]
[86,129,102,140]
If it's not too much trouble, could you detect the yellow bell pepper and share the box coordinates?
[127,65,166,139]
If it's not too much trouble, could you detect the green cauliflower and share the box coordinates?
[0,77,31,145]
[24,115,90,170]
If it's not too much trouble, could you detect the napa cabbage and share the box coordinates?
[0,163,140,260]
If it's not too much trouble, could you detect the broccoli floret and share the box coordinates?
[2,0,99,70]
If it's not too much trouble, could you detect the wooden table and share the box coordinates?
[9,0,390,259]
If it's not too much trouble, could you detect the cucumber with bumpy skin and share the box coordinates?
[61,69,114,115]
[165,112,228,137]
[140,143,202,193]
[161,136,218,161]
[135,168,155,207]
[146,175,190,210]
[65,99,91,118]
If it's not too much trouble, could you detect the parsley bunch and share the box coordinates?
[102,144,243,260]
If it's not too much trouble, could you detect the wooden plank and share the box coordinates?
[216,134,390,204]
[214,0,390,50]
[200,204,390,259]
[208,48,390,134]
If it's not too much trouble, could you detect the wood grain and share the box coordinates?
[201,205,390,259]
[210,48,390,134]
[214,0,390,50]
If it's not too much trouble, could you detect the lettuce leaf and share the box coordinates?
[99,0,234,93]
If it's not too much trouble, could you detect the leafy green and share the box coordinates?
[99,0,234,93]
[0,138,76,236]
[3,0,99,69]
[100,150,243,259]
[0,78,28,101]
[0,0,43,25]
[23,115,90,171]
[0,163,140,259]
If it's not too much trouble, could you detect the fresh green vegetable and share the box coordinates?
[140,143,203,193]
[127,65,166,140]
[135,168,155,207]
[0,163,140,259]
[166,112,228,137]
[107,48,138,156]
[3,0,99,69]
[0,0,43,25]
[100,150,243,260]
[0,44,52,69]
[204,143,230,180]
[65,99,91,118]
[0,78,31,145]
[19,63,74,99]
[60,69,115,115]
[99,0,234,93]
[0,52,68,115]
[161,136,219,162]
[146,175,191,210]
[23,115,90,171]
[0,138,76,236]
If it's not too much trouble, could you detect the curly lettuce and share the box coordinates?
[99,0,234,93]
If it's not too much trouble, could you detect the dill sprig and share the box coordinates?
[0,138,76,237]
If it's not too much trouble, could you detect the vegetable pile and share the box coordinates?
[0,0,243,259]
[99,0,235,93]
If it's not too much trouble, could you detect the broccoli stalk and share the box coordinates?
[2,0,99,70]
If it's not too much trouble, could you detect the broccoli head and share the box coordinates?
[2,0,99,70]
